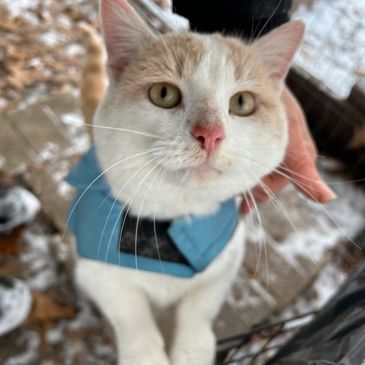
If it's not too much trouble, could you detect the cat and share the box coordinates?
[68,0,305,364]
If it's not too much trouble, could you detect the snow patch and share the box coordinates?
[293,0,365,98]
[39,30,66,47]
[0,279,32,336]
[21,229,58,290]
[5,331,39,365]
[0,187,41,234]
[3,0,40,18]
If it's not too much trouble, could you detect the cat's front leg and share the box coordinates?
[111,290,170,365]
[170,229,244,365]
[170,280,232,365]
[76,259,170,365]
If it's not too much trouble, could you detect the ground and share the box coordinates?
[0,1,365,364]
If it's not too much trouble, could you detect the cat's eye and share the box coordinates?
[148,83,182,109]
[229,91,256,116]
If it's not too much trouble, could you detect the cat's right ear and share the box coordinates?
[100,0,155,72]
[252,21,305,83]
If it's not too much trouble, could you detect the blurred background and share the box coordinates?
[0,0,364,364]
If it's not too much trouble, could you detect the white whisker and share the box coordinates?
[63,147,167,242]
[84,123,161,139]
[96,156,161,260]
[105,155,163,264]
[134,157,168,276]
[237,152,362,250]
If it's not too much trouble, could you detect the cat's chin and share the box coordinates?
[176,163,224,188]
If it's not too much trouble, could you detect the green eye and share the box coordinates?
[229,91,256,116]
[148,83,182,109]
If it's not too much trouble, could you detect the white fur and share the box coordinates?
[76,221,245,365]
[94,34,288,219]
[74,1,304,364]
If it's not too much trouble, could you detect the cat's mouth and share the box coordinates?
[195,162,221,173]
[188,161,223,179]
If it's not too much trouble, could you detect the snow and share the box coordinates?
[0,279,32,337]
[0,187,41,234]
[311,263,347,308]
[293,0,365,98]
[68,300,100,330]
[39,30,66,47]
[0,98,8,110]
[2,0,39,18]
[64,44,85,57]
[1,0,364,363]
[46,325,65,344]
[21,229,58,290]
[4,331,39,365]
[246,160,365,275]
[60,112,90,154]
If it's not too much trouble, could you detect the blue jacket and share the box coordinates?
[66,147,239,278]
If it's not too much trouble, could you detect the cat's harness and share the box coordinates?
[66,147,239,278]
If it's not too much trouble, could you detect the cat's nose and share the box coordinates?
[192,123,225,155]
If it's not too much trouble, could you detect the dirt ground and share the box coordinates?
[1,1,365,364]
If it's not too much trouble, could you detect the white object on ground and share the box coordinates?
[0,187,40,234]
[0,277,32,336]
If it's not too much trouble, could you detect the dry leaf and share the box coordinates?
[27,292,76,325]
[0,227,24,257]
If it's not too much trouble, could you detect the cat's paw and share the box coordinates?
[120,349,170,365]
[171,348,215,365]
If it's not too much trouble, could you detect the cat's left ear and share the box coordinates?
[100,0,155,72]
[253,21,305,82]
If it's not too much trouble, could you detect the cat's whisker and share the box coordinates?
[83,123,161,139]
[278,165,365,186]
[273,170,362,250]
[242,191,259,261]
[257,180,320,271]
[248,0,283,43]
[63,147,167,241]
[257,179,300,237]
[233,151,332,193]
[244,164,301,238]
[103,155,163,263]
[238,153,361,250]
[247,189,269,287]
[107,155,166,264]
[244,165,322,273]
[96,156,161,260]
[134,157,169,276]
[153,166,169,275]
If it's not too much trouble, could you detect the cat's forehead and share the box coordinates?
[123,32,263,87]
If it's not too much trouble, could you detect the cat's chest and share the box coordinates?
[82,218,246,308]
[67,147,241,279]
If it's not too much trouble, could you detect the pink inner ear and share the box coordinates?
[254,21,305,81]
[100,0,153,71]
[101,0,130,58]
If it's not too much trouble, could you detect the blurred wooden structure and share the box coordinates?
[288,69,365,180]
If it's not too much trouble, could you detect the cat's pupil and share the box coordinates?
[161,86,167,99]
[238,94,244,107]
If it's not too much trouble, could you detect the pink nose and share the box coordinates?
[192,124,225,155]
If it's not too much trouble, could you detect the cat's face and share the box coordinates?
[94,0,304,218]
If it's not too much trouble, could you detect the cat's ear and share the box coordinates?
[253,21,305,82]
[100,0,155,72]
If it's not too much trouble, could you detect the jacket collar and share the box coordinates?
[66,147,239,278]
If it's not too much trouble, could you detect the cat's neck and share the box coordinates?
[111,180,224,220]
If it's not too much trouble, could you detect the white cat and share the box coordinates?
[70,1,304,364]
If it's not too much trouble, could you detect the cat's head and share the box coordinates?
[94,0,304,218]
